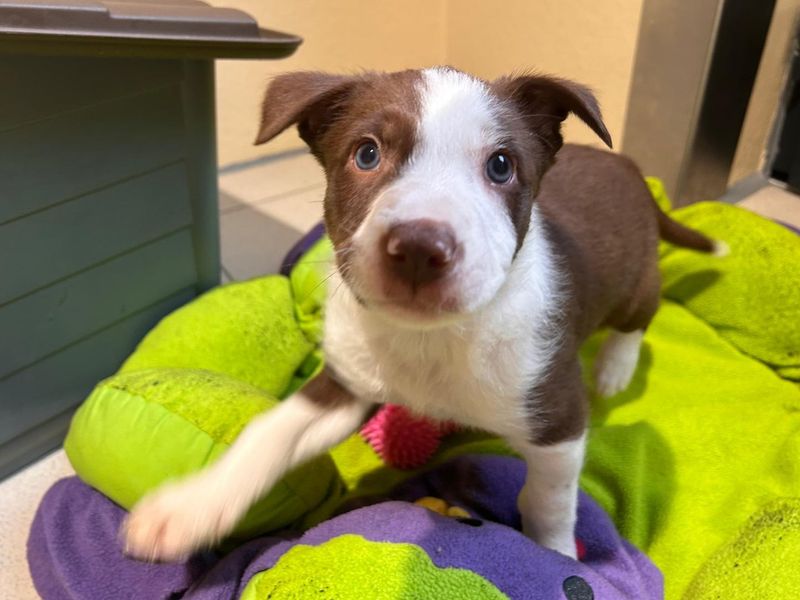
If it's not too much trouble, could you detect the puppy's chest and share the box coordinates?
[331,319,543,438]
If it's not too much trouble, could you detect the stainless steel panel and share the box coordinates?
[623,0,775,205]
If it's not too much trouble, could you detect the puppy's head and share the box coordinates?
[256,68,611,328]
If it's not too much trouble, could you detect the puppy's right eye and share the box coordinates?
[354,141,381,170]
[486,152,513,184]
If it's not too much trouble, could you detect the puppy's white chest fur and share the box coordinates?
[323,210,562,440]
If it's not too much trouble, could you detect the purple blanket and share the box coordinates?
[28,455,662,599]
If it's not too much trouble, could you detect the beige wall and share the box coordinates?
[447,0,644,150]
[210,0,447,165]
[212,0,643,166]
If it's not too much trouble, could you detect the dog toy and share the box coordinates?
[360,404,459,469]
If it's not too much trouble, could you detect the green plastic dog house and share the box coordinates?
[0,0,300,479]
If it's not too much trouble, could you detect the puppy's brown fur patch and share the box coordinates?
[527,145,664,444]
[491,75,613,250]
[256,70,423,277]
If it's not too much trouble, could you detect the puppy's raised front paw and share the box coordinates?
[121,476,237,563]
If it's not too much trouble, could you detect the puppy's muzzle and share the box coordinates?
[383,219,457,288]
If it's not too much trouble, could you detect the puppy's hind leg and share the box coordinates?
[593,329,644,398]
[594,264,660,398]
[123,370,372,562]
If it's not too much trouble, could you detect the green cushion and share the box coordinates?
[65,266,346,538]
[653,190,800,381]
[683,499,800,599]
[120,276,316,398]
[65,368,340,539]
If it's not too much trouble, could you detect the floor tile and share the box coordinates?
[252,186,325,233]
[0,449,74,599]
[218,151,325,206]
[739,184,800,229]
[220,204,306,279]
[218,189,244,213]
[221,265,234,283]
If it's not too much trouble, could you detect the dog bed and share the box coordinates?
[28,456,660,599]
[27,183,800,599]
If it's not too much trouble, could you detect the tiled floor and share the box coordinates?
[0,450,74,598]
[218,150,326,279]
[738,182,800,230]
[1,149,798,598]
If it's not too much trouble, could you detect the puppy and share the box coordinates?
[123,67,718,561]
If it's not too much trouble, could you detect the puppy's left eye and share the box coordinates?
[354,141,381,170]
[486,152,513,184]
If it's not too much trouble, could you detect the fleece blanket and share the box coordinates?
[29,455,661,600]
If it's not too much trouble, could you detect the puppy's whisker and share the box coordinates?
[288,259,336,266]
[299,270,338,302]
[329,278,346,302]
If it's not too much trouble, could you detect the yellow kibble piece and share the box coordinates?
[446,506,471,519]
[414,497,448,515]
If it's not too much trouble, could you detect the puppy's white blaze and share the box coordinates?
[409,68,518,310]
[349,67,517,314]
[416,68,506,170]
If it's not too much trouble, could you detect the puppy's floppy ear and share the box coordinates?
[493,74,612,154]
[255,72,359,149]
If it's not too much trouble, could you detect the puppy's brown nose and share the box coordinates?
[384,219,457,287]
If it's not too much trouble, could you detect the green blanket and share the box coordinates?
[583,300,800,598]
[588,190,800,599]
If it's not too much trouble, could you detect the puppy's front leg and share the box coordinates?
[123,369,371,562]
[513,432,586,559]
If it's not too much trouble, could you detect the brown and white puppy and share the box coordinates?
[123,67,719,561]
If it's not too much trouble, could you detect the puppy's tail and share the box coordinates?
[656,209,728,257]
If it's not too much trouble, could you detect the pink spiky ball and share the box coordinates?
[360,405,458,469]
